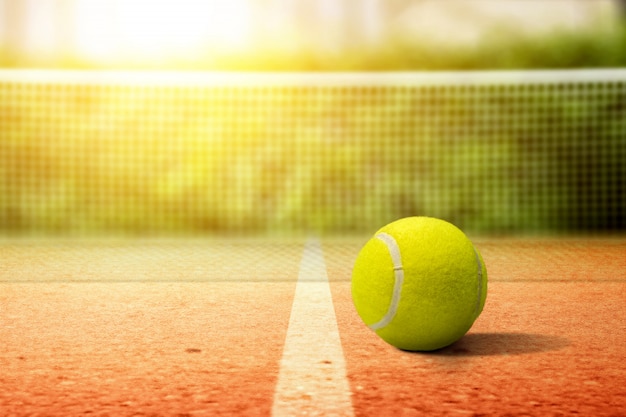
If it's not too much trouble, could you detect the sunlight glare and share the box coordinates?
[76,0,251,63]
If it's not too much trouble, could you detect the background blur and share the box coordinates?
[1,0,626,70]
[1,0,625,237]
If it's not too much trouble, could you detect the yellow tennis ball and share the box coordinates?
[352,216,487,351]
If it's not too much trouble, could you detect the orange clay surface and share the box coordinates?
[1,237,625,416]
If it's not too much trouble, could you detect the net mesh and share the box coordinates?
[1,70,624,236]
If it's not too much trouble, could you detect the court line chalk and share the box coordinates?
[272,238,354,417]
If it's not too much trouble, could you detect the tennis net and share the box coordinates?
[1,70,624,235]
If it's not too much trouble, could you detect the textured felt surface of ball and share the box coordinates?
[351,216,488,351]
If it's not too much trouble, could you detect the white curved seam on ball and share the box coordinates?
[369,232,404,331]
[473,247,483,316]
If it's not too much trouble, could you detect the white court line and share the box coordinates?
[272,238,354,417]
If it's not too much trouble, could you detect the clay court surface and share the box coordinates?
[1,237,625,416]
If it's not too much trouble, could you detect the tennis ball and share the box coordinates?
[351,216,487,351]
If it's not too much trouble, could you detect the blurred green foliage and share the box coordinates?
[2,23,626,71]
[1,77,624,236]
[255,24,626,71]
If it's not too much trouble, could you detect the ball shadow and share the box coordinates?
[424,332,570,356]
